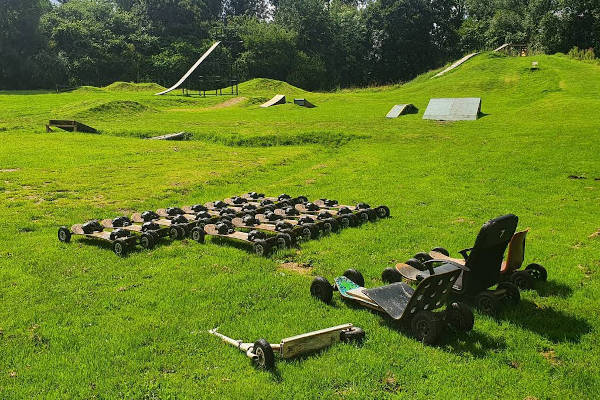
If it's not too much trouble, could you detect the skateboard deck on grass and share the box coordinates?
[71,224,113,240]
[100,219,143,233]
[231,218,277,232]
[203,224,252,241]
[334,277,382,310]
[363,283,415,320]
[279,324,353,359]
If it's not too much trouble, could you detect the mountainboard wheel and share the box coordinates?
[275,234,289,250]
[58,227,71,243]
[253,240,270,256]
[357,211,369,224]
[339,216,350,229]
[340,327,365,343]
[375,205,390,218]
[431,247,449,256]
[177,226,186,239]
[112,240,127,257]
[300,227,312,242]
[405,258,426,271]
[411,311,441,344]
[510,270,534,290]
[310,276,333,303]
[444,302,474,332]
[169,226,180,240]
[343,269,364,287]
[525,263,547,281]
[252,339,275,370]
[381,267,403,284]
[497,282,520,306]
[140,233,154,249]
[475,291,500,315]
[323,221,333,235]
[414,252,433,263]
[191,227,205,243]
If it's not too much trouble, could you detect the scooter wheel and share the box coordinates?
[252,339,275,370]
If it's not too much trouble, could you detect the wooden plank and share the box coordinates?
[148,132,187,141]
[280,324,352,359]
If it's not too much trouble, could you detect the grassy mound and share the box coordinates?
[239,78,307,96]
[77,100,151,117]
[103,81,165,92]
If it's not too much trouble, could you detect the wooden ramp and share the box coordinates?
[260,94,286,108]
[155,41,221,96]
[294,98,316,108]
[148,132,188,141]
[386,104,418,118]
[433,53,479,78]
[46,120,97,133]
[423,98,481,121]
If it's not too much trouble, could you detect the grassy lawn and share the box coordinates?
[1,53,599,399]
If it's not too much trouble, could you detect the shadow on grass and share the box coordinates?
[533,280,573,298]
[440,330,507,358]
[74,236,142,257]
[500,299,591,343]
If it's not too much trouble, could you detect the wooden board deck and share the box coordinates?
[279,324,352,359]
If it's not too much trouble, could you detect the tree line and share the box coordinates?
[1,0,599,90]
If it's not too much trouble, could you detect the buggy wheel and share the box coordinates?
[340,327,365,343]
[510,270,534,290]
[475,291,500,315]
[444,302,474,332]
[414,252,433,263]
[497,282,520,306]
[140,233,154,250]
[525,263,547,281]
[253,240,270,256]
[169,226,180,240]
[58,227,71,243]
[411,311,441,344]
[406,258,426,271]
[112,240,127,257]
[381,267,402,284]
[376,205,390,218]
[343,269,364,287]
[310,276,333,303]
[431,247,449,256]
[252,339,275,370]
[191,227,205,243]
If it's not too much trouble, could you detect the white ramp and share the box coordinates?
[386,104,417,118]
[156,41,221,95]
[423,98,481,121]
[260,94,286,108]
[433,53,479,78]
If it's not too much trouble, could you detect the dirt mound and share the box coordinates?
[104,82,166,92]
[78,101,151,116]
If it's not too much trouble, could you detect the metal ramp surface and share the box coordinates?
[423,98,481,121]
[386,104,417,118]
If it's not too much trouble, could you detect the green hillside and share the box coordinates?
[0,53,599,399]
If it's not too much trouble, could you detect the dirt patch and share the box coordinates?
[279,262,313,275]
[0,168,19,172]
[541,349,560,366]
[207,97,247,110]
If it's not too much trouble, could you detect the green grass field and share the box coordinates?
[1,52,599,399]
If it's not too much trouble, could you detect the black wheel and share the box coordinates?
[308,224,321,239]
[275,234,289,250]
[411,311,441,344]
[310,276,334,303]
[343,269,364,287]
[414,252,433,263]
[375,205,390,218]
[296,196,309,204]
[327,218,339,233]
[112,240,127,257]
[301,227,312,242]
[381,267,402,284]
[339,217,350,229]
[475,291,500,315]
[357,211,369,224]
[431,247,449,256]
[140,233,154,249]
[366,209,378,222]
[510,270,534,290]
[497,282,520,306]
[252,339,275,370]
[191,227,205,243]
[525,263,547,281]
[444,302,474,332]
[177,226,186,239]
[58,227,71,243]
[340,327,365,343]
[323,221,332,235]
[253,240,270,256]
[406,258,426,271]
[169,226,179,240]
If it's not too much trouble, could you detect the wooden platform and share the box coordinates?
[46,120,97,133]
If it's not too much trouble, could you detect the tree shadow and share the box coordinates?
[532,280,573,298]
[499,299,591,343]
